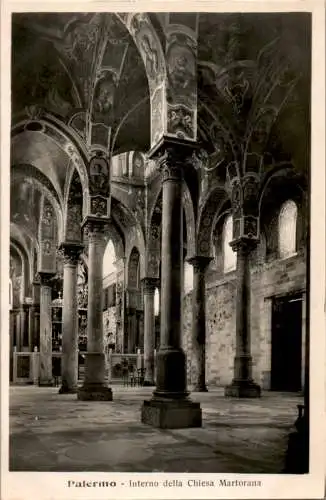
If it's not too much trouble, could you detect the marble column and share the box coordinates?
[142,277,159,386]
[225,238,261,397]
[59,243,84,394]
[142,144,201,428]
[188,256,212,392]
[78,216,112,401]
[39,272,55,386]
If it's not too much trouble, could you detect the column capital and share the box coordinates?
[32,273,41,286]
[142,277,159,295]
[188,255,213,273]
[38,272,56,287]
[148,137,199,182]
[58,242,84,266]
[230,236,258,255]
[82,215,110,243]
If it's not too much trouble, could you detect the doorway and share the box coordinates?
[271,293,303,392]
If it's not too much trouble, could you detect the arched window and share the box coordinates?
[184,261,194,294]
[9,279,13,310]
[154,288,160,316]
[103,240,116,279]
[223,214,237,272]
[279,200,297,259]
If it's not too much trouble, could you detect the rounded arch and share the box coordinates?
[10,224,35,284]
[125,225,146,282]
[259,168,306,260]
[197,184,229,257]
[12,116,90,202]
[10,239,30,300]
[115,13,167,145]
[148,182,196,259]
[116,13,167,90]
[258,165,306,214]
[105,220,125,261]
[11,167,64,243]
[64,164,88,220]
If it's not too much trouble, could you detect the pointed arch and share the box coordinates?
[197,184,229,257]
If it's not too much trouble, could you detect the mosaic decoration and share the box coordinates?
[90,196,109,217]
[150,85,165,145]
[65,170,83,242]
[166,29,197,141]
[128,13,166,148]
[88,154,110,197]
[39,198,58,272]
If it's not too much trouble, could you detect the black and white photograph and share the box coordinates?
[1,4,325,500]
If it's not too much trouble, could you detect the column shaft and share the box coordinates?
[155,166,186,396]
[189,257,211,392]
[78,218,112,401]
[59,244,82,394]
[28,306,34,351]
[142,279,157,386]
[225,239,261,397]
[39,274,54,386]
[141,144,201,429]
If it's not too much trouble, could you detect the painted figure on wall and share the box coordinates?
[140,34,158,81]
[94,72,116,116]
[89,155,109,195]
[167,43,196,105]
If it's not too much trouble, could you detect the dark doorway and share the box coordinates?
[271,293,303,392]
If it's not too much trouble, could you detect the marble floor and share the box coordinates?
[9,385,302,473]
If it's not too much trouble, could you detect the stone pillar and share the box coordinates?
[31,280,40,348]
[28,305,34,351]
[39,272,55,386]
[19,305,29,349]
[225,238,261,397]
[188,256,212,392]
[78,216,112,401]
[142,277,158,386]
[141,144,201,428]
[59,243,84,394]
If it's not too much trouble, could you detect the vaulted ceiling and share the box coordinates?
[10,12,311,279]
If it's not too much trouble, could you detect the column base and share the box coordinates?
[77,383,113,401]
[225,380,261,398]
[141,397,202,429]
[39,379,54,387]
[58,384,77,394]
[193,384,208,392]
[143,380,155,387]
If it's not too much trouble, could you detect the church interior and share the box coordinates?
[8,12,310,473]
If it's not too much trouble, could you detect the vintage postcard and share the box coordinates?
[1,0,325,499]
